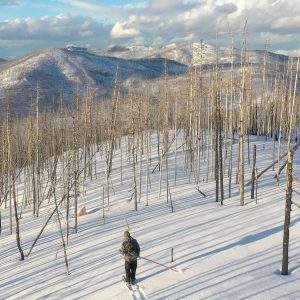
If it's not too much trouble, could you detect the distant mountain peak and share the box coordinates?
[0,47,187,115]
[93,42,288,66]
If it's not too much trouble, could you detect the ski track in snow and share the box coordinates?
[133,285,148,300]
[123,276,148,300]
[0,133,300,299]
[126,285,147,300]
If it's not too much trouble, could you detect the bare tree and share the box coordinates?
[282,150,293,275]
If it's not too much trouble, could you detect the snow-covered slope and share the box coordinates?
[1,133,299,299]
[0,48,187,113]
[95,43,288,66]
[0,43,290,114]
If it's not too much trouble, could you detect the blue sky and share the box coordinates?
[0,0,299,58]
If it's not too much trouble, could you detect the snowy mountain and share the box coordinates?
[95,42,289,66]
[0,43,290,114]
[0,48,187,114]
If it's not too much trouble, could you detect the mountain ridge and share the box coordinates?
[94,42,289,66]
[0,43,291,114]
[0,47,187,114]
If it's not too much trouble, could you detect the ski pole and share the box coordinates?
[139,256,181,273]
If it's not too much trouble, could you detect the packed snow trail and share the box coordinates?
[124,283,138,300]
[130,285,148,300]
[1,136,300,299]
[136,285,148,300]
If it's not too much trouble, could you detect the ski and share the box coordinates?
[122,276,147,300]
[131,282,140,291]
[122,275,133,290]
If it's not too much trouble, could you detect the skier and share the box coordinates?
[120,231,140,284]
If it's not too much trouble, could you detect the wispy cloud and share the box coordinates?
[271,0,283,7]
[58,0,112,17]
[0,0,19,5]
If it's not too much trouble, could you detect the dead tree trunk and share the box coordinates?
[12,171,25,260]
[282,150,293,275]
[239,65,245,206]
[251,144,256,199]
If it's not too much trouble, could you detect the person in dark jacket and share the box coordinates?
[120,231,140,284]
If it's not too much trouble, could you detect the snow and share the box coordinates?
[95,43,288,67]
[0,48,188,115]
[0,133,300,299]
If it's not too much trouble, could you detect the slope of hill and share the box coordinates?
[0,48,187,114]
[0,43,291,115]
[95,42,289,66]
[1,134,300,299]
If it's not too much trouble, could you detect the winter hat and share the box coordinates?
[124,231,130,238]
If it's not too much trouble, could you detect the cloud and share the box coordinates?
[0,0,19,5]
[116,0,299,51]
[50,0,299,52]
[149,0,181,13]
[0,13,111,41]
[215,3,238,14]
[271,0,283,7]
[57,0,147,20]
[1,0,300,58]
[271,16,300,33]
[111,21,139,38]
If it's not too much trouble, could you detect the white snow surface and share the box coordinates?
[1,133,300,300]
[0,48,187,114]
[96,42,288,66]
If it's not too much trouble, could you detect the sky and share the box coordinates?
[0,0,299,58]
